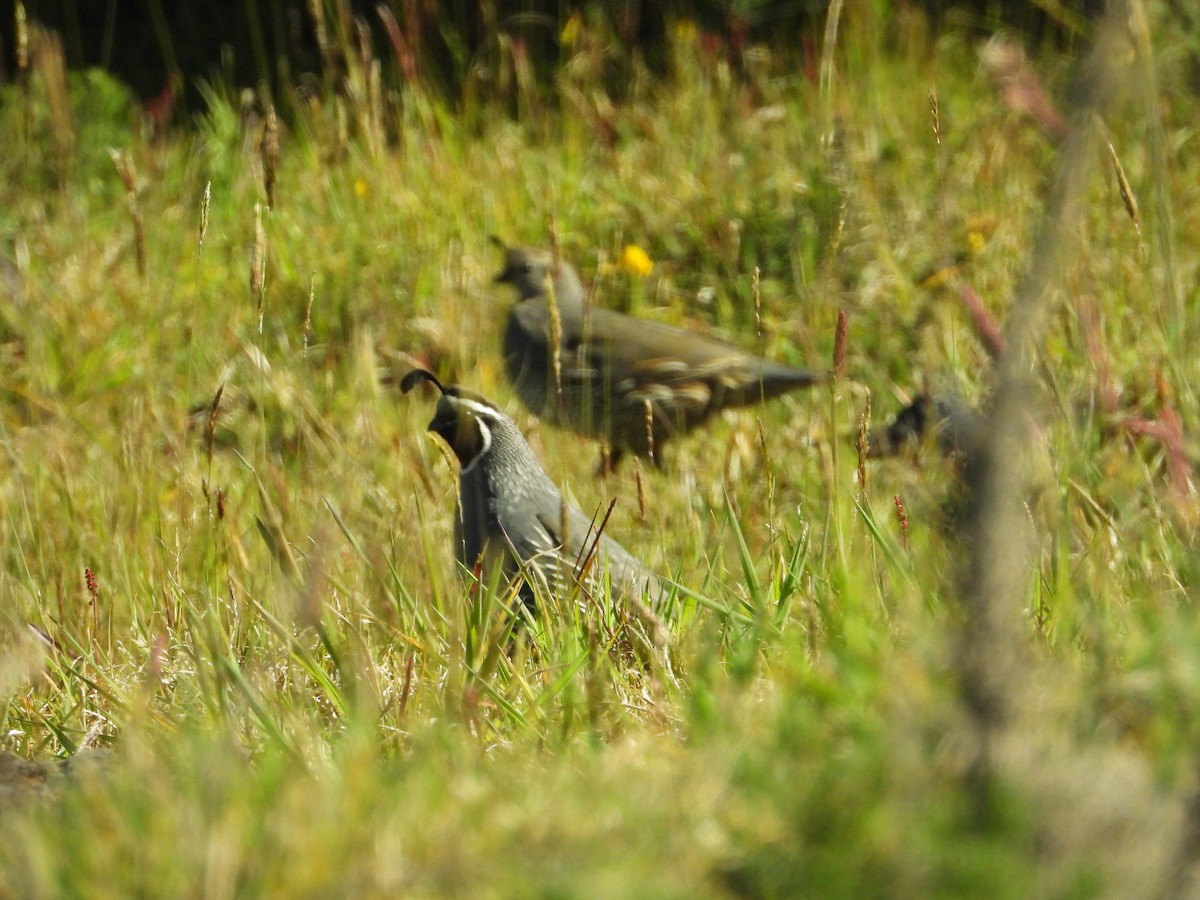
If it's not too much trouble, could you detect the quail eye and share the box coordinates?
[522,263,534,274]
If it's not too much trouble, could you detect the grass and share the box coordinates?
[1,4,1198,896]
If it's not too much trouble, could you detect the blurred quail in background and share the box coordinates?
[402,369,670,651]
[493,243,824,470]
[870,392,985,460]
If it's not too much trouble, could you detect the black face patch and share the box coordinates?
[427,393,500,470]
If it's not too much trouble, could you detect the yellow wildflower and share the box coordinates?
[620,244,653,276]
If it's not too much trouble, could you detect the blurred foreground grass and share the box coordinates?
[0,6,1198,896]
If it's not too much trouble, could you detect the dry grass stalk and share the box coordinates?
[643,398,656,467]
[558,495,571,595]
[752,266,762,339]
[84,567,99,605]
[376,3,420,85]
[832,308,848,382]
[818,0,844,109]
[1078,296,1119,415]
[958,283,1006,359]
[893,495,909,550]
[260,105,280,210]
[198,181,211,256]
[15,1,28,72]
[31,26,74,180]
[546,264,564,411]
[1108,141,1143,252]
[204,384,225,468]
[366,36,385,152]
[855,391,871,494]
[303,273,316,356]
[251,202,268,331]
[929,87,940,145]
[307,0,334,79]
[634,459,646,522]
[108,149,146,278]
[1123,0,1182,340]
[255,482,302,583]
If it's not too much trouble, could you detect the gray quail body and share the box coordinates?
[494,244,824,469]
[401,370,669,648]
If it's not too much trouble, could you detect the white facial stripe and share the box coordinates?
[453,397,504,419]
[460,415,492,475]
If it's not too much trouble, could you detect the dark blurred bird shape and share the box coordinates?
[869,392,985,460]
[402,369,671,652]
[493,243,824,470]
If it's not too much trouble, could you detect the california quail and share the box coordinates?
[401,369,671,650]
[869,392,985,460]
[493,243,825,470]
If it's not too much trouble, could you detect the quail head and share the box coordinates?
[493,243,825,470]
[401,369,670,650]
[869,392,984,460]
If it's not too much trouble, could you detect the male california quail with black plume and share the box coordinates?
[401,369,670,650]
[493,242,825,470]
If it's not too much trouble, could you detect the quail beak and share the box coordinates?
[493,260,517,286]
[490,236,515,285]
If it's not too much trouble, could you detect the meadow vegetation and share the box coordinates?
[0,2,1197,895]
